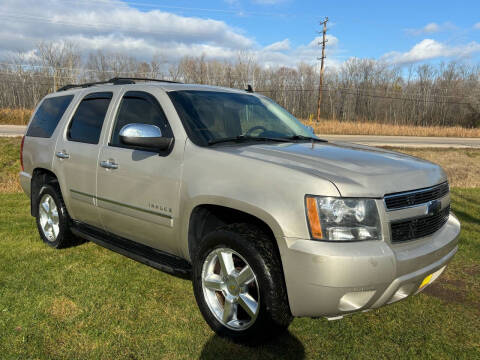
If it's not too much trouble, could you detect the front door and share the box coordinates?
[53,91,114,228]
[96,90,183,254]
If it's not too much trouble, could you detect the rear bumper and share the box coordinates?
[280,213,461,317]
[19,171,31,196]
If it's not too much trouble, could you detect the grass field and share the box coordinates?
[305,119,480,138]
[0,108,32,126]
[0,140,479,359]
[2,107,480,137]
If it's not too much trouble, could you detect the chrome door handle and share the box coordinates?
[100,160,119,169]
[55,151,70,159]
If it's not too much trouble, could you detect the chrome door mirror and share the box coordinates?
[119,123,173,151]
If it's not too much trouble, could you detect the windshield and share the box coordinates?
[168,90,315,146]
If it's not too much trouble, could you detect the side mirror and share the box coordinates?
[119,123,172,151]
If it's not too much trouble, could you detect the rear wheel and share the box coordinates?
[35,184,76,248]
[192,223,292,343]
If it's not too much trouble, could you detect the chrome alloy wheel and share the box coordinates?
[201,248,260,331]
[38,194,60,242]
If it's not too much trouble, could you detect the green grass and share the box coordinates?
[0,191,479,359]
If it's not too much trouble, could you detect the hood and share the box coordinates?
[219,141,447,197]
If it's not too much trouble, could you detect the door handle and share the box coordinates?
[55,151,70,159]
[100,160,119,170]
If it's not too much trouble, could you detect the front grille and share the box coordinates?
[390,205,450,243]
[384,182,449,210]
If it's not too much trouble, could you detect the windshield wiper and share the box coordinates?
[208,135,291,146]
[282,135,328,143]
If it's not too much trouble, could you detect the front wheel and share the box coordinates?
[192,223,292,343]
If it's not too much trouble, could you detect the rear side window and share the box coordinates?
[110,91,173,147]
[67,92,112,144]
[26,95,74,138]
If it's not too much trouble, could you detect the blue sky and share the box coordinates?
[1,0,479,68]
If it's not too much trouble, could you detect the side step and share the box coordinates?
[71,223,191,279]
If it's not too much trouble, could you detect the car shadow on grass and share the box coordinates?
[199,330,305,360]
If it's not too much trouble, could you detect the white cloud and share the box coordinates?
[405,22,455,36]
[252,0,286,4]
[0,0,252,60]
[0,0,342,69]
[422,22,441,33]
[264,39,290,51]
[474,22,480,29]
[259,35,341,69]
[382,39,480,64]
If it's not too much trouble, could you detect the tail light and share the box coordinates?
[20,135,25,171]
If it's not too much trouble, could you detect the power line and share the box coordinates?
[255,88,472,106]
[0,76,473,106]
[70,0,295,17]
[0,68,478,101]
[0,12,244,37]
[0,8,309,37]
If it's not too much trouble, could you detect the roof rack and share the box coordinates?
[57,77,182,91]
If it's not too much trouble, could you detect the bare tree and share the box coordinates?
[1,41,479,129]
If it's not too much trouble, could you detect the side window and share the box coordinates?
[110,91,173,147]
[26,95,74,138]
[67,92,112,144]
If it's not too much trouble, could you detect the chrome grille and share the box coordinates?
[390,205,450,243]
[384,182,449,210]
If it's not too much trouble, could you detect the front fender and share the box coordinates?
[177,141,340,260]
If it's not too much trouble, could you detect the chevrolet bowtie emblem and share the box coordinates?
[426,200,441,216]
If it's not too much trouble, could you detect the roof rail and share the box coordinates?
[108,77,181,84]
[57,80,111,92]
[57,77,182,92]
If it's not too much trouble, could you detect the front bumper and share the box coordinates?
[280,213,461,317]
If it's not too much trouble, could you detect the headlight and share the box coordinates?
[305,196,381,241]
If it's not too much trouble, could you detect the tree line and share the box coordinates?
[1,41,479,128]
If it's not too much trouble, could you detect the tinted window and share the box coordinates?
[26,95,74,138]
[68,92,112,144]
[111,91,173,147]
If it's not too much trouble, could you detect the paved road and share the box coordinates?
[0,125,26,137]
[320,134,480,148]
[1,125,479,148]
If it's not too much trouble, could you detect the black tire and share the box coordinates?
[35,183,76,249]
[192,223,293,343]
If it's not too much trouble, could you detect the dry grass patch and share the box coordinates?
[0,137,21,193]
[303,119,480,138]
[0,108,32,125]
[388,148,480,188]
[47,296,82,321]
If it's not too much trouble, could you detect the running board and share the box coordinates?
[71,223,191,279]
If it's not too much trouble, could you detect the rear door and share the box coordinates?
[96,90,183,254]
[53,91,115,228]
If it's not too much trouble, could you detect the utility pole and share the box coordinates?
[316,17,328,122]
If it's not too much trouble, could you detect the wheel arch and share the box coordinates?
[185,199,284,262]
[30,168,60,217]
